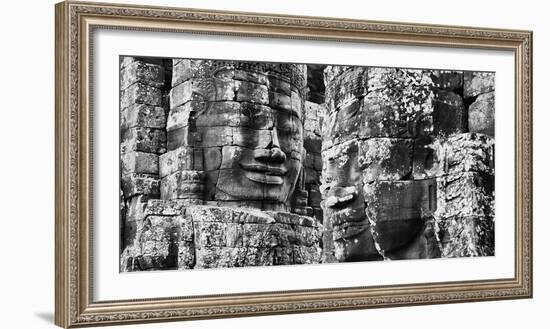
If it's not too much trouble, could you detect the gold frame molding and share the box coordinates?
[55,1,533,327]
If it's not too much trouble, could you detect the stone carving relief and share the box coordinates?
[119,57,495,271]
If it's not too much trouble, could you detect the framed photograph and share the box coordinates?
[55,1,532,327]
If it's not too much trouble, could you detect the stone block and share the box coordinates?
[323,98,365,146]
[360,93,408,138]
[121,174,160,198]
[432,89,467,135]
[121,151,159,176]
[121,195,149,250]
[121,127,167,155]
[304,102,323,136]
[268,76,292,96]
[160,170,205,200]
[170,79,238,109]
[216,68,269,85]
[136,215,187,270]
[293,245,322,264]
[324,66,368,111]
[321,139,361,187]
[121,60,165,90]
[172,59,193,87]
[120,104,166,130]
[445,133,495,175]
[144,199,190,217]
[358,138,413,182]
[121,82,162,110]
[385,219,441,260]
[464,71,495,98]
[436,172,494,220]
[159,146,194,177]
[196,126,234,148]
[166,102,194,132]
[167,126,192,150]
[194,220,243,247]
[437,216,494,257]
[194,246,273,268]
[236,81,269,104]
[363,180,436,253]
[269,91,292,111]
[468,92,495,137]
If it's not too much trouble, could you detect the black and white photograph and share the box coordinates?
[119,56,496,271]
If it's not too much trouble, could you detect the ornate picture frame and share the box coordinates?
[55,1,532,327]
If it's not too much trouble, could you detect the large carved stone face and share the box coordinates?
[199,100,303,208]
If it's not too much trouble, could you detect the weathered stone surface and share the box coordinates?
[437,216,494,257]
[268,76,292,96]
[121,127,167,155]
[464,71,495,98]
[468,91,495,137]
[236,81,269,104]
[144,199,191,217]
[167,126,192,150]
[196,102,274,130]
[412,137,445,179]
[430,70,463,91]
[120,57,136,70]
[121,104,166,130]
[358,138,413,182]
[322,140,361,188]
[170,79,239,109]
[166,102,195,132]
[121,82,162,110]
[385,219,441,260]
[436,172,494,220]
[363,180,436,253]
[185,206,322,268]
[432,89,467,135]
[171,59,193,87]
[121,174,160,198]
[217,68,269,85]
[121,151,159,176]
[444,133,495,175]
[159,146,194,177]
[121,60,165,90]
[304,101,323,135]
[325,67,368,111]
[160,170,205,200]
[121,195,149,250]
[134,215,189,270]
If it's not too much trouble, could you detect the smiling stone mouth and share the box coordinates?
[240,163,287,185]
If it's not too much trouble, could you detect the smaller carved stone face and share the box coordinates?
[321,140,381,261]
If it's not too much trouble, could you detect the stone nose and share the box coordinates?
[253,129,286,164]
[253,147,286,164]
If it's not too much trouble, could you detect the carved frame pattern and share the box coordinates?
[55,1,532,327]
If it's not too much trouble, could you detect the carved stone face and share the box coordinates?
[322,140,381,261]
[198,100,303,208]
[321,66,437,262]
